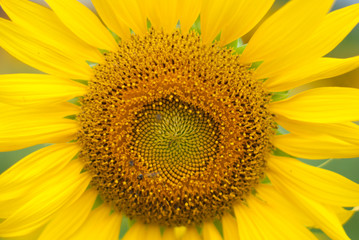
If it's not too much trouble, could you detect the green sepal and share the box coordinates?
[73,79,88,86]
[260,175,271,184]
[68,96,82,106]
[271,91,289,102]
[272,148,295,158]
[119,216,136,239]
[226,38,246,55]
[86,60,99,68]
[190,16,201,34]
[64,114,77,120]
[109,28,121,43]
[147,19,152,30]
[92,194,104,210]
[249,61,263,70]
[213,218,224,238]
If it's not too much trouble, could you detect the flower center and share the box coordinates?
[130,96,220,185]
[78,29,274,226]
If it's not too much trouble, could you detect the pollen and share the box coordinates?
[77,29,275,226]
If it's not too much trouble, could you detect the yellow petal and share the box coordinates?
[268,175,351,240]
[0,143,79,197]
[107,0,147,35]
[233,197,317,240]
[143,0,179,33]
[240,0,333,64]
[122,222,147,240]
[0,226,45,240]
[273,133,359,159]
[163,228,177,240]
[182,227,201,240]
[268,156,359,206]
[222,212,239,240]
[256,3,359,79]
[233,202,266,240]
[69,205,122,240]
[265,56,359,92]
[329,206,355,225]
[270,87,359,123]
[0,143,80,218]
[0,103,79,151]
[256,184,314,227]
[0,0,103,63]
[200,0,238,45]
[177,0,201,34]
[202,222,222,240]
[38,189,97,240]
[0,18,92,80]
[0,160,91,238]
[145,225,162,240]
[276,115,359,145]
[0,74,86,106]
[92,0,131,40]
[45,0,117,51]
[174,226,187,239]
[220,0,274,46]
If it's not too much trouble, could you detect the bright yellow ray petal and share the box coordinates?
[163,228,176,240]
[143,0,178,33]
[0,143,80,218]
[201,0,238,45]
[145,225,162,240]
[268,156,359,206]
[0,0,103,63]
[0,143,79,195]
[107,0,147,35]
[219,0,274,46]
[69,205,122,240]
[38,189,97,240]
[277,115,359,145]
[240,0,333,64]
[0,226,45,240]
[92,0,131,41]
[174,226,187,239]
[256,184,314,227]
[0,161,91,238]
[202,222,222,240]
[233,197,317,240]
[329,206,355,226]
[0,103,79,151]
[182,227,201,240]
[273,133,359,160]
[268,175,351,240]
[256,3,359,79]
[44,0,117,51]
[0,74,86,106]
[222,212,239,240]
[265,56,359,92]
[0,18,92,80]
[270,87,359,123]
[177,0,201,34]
[121,222,147,240]
[233,202,267,240]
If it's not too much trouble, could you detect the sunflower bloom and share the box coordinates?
[1,0,359,239]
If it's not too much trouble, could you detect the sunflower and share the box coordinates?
[1,0,359,239]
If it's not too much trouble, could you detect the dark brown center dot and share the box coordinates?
[77,29,275,226]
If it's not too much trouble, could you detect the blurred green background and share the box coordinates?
[0,0,358,239]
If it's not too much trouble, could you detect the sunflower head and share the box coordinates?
[77,29,275,226]
[1,0,359,239]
